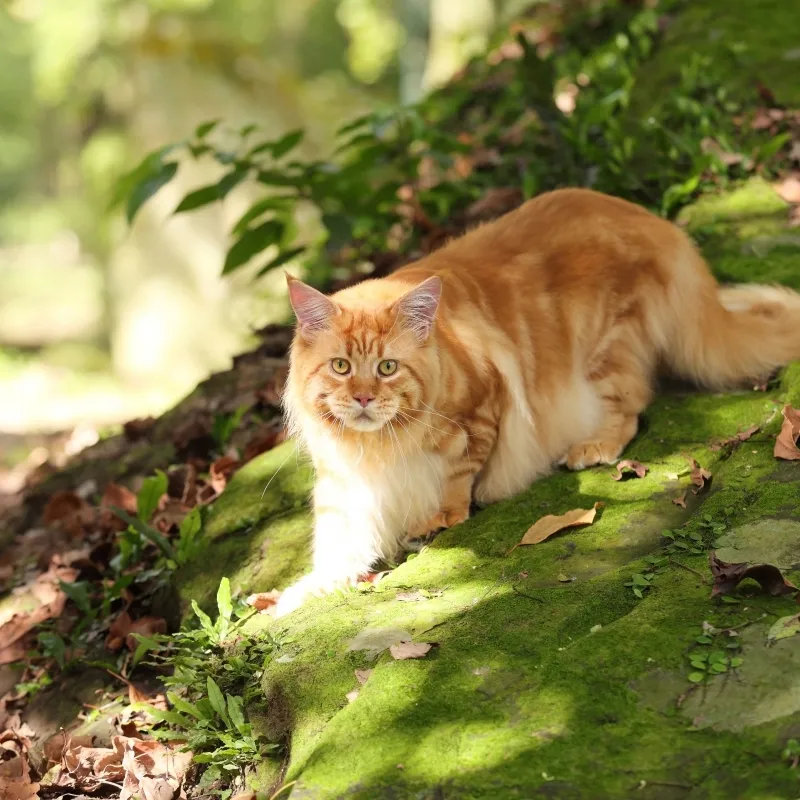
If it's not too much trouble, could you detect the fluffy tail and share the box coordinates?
[666,279,800,388]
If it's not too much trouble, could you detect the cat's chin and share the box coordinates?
[341,413,389,433]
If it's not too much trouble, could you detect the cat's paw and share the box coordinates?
[271,573,338,618]
[564,441,622,471]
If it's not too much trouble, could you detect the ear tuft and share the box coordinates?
[286,276,338,338]
[396,276,442,343]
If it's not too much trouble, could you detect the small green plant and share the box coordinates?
[212,405,250,450]
[686,626,743,683]
[134,578,279,783]
[782,738,800,769]
[661,528,705,555]
[625,555,668,598]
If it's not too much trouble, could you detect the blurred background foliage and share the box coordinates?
[0,0,526,448]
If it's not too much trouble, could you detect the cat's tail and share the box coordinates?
[664,267,800,388]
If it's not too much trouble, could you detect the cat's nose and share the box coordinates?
[353,393,375,408]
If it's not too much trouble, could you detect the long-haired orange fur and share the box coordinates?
[275,188,800,615]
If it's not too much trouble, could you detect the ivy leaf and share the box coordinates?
[272,129,304,159]
[223,219,285,275]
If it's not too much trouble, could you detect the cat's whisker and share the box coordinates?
[395,415,442,499]
[396,407,462,438]
[260,441,300,499]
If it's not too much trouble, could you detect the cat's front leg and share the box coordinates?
[405,416,497,542]
[273,477,383,617]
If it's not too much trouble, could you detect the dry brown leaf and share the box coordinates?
[710,425,760,451]
[709,552,798,598]
[105,611,167,653]
[686,457,712,494]
[152,498,191,534]
[672,493,688,509]
[208,455,240,494]
[245,591,280,612]
[389,641,433,660]
[231,792,257,800]
[611,460,648,481]
[774,404,800,460]
[0,730,39,800]
[0,561,78,663]
[42,490,94,537]
[355,669,372,685]
[513,502,602,549]
[775,174,800,204]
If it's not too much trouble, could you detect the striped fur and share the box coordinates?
[274,188,800,615]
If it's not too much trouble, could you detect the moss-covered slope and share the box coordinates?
[175,184,800,798]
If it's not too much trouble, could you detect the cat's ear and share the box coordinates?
[395,276,442,342]
[286,275,338,339]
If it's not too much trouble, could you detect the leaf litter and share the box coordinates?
[685,457,712,494]
[709,552,798,598]
[510,502,602,550]
[774,405,800,460]
[611,460,648,481]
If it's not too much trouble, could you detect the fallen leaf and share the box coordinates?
[105,611,167,652]
[355,669,372,685]
[775,174,800,204]
[686,457,712,494]
[347,627,413,659]
[396,591,425,602]
[0,560,78,664]
[152,498,191,533]
[709,425,760,451]
[208,455,240,494]
[513,503,602,549]
[767,613,800,643]
[42,490,94,537]
[231,792,257,800]
[611,460,648,481]
[390,641,433,660]
[345,689,360,703]
[0,730,39,800]
[123,417,156,440]
[774,405,800,460]
[672,493,688,509]
[246,590,281,611]
[709,552,798,598]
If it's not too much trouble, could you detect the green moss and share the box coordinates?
[174,143,800,800]
[636,0,800,107]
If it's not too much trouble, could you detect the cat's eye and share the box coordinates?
[378,359,398,376]
[331,358,351,375]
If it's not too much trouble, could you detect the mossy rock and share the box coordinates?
[175,177,800,798]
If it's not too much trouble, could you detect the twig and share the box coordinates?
[634,779,693,790]
[511,584,544,603]
[668,558,709,584]
[269,781,297,800]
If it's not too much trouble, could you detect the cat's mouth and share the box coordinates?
[339,408,388,432]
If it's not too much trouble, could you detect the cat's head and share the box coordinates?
[285,274,442,433]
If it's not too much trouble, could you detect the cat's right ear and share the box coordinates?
[286,275,338,340]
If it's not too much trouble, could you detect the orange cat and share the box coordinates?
[274,188,800,615]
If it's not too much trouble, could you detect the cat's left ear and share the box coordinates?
[395,276,442,343]
[286,275,338,339]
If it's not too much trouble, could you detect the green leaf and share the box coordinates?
[767,613,800,643]
[127,161,179,223]
[256,245,307,277]
[167,691,206,720]
[138,470,168,523]
[132,705,195,729]
[709,662,728,673]
[695,635,712,645]
[191,600,216,638]
[177,507,203,563]
[730,657,744,668]
[59,580,92,615]
[112,508,176,560]
[216,577,233,641]
[195,119,220,139]
[130,633,163,668]
[271,129,304,159]
[632,586,643,599]
[232,196,294,236]
[226,694,247,734]
[757,132,791,162]
[207,677,232,728]
[687,672,705,684]
[223,220,285,275]
[174,184,221,214]
[38,631,66,668]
